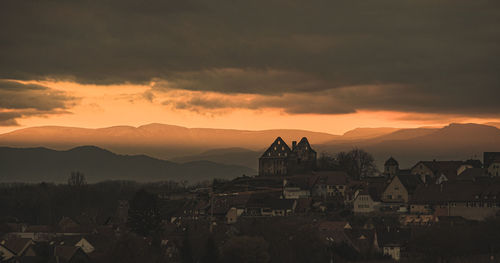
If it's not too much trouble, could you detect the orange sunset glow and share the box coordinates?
[1,79,498,135]
[1,1,500,261]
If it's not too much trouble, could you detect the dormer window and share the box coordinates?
[278,141,281,145]
[274,146,277,150]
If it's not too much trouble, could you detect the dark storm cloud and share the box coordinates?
[0,80,75,125]
[1,0,499,115]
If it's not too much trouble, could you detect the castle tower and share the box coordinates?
[384,157,399,178]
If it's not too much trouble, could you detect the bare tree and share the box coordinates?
[336,148,377,179]
[68,171,87,186]
[317,152,337,171]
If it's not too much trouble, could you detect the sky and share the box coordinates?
[0,0,499,135]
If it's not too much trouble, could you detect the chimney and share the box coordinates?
[292,141,297,150]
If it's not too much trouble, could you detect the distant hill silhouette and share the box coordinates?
[0,146,255,183]
[0,124,340,159]
[317,123,500,168]
[1,122,499,173]
[339,127,400,140]
[171,147,262,169]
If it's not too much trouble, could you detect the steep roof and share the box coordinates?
[395,174,422,194]
[366,182,386,202]
[54,246,86,262]
[457,168,488,181]
[293,137,316,154]
[376,228,410,247]
[311,171,349,186]
[0,238,33,255]
[317,221,352,244]
[411,180,500,204]
[463,159,483,168]
[484,152,500,168]
[413,160,464,176]
[260,137,291,158]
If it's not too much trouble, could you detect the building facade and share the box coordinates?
[259,137,317,176]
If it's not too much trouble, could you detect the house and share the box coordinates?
[487,158,500,177]
[182,199,210,219]
[225,207,240,224]
[410,180,500,220]
[484,152,500,169]
[317,221,353,245]
[210,193,252,218]
[282,177,311,199]
[51,236,95,254]
[310,171,349,198]
[457,159,483,175]
[10,225,56,241]
[294,198,312,214]
[259,137,316,177]
[376,227,410,261]
[353,189,381,213]
[381,174,422,204]
[411,160,464,184]
[0,238,34,261]
[399,214,437,227]
[456,168,489,181]
[245,194,296,217]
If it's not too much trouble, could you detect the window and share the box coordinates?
[397,195,402,199]
[387,195,392,200]
[394,187,399,190]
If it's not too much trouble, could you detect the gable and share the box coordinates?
[384,177,408,195]
[293,137,316,154]
[0,245,15,260]
[260,137,291,158]
[75,238,95,254]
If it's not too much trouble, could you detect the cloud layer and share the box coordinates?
[0,80,75,125]
[1,0,499,116]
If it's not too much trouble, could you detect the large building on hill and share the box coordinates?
[259,137,317,177]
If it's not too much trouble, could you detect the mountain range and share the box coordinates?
[1,122,500,179]
[0,146,255,183]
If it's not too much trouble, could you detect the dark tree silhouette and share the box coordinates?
[317,152,337,171]
[127,189,163,237]
[336,148,377,179]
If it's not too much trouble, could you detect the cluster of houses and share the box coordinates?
[0,217,115,262]
[175,137,500,261]
[2,136,500,262]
